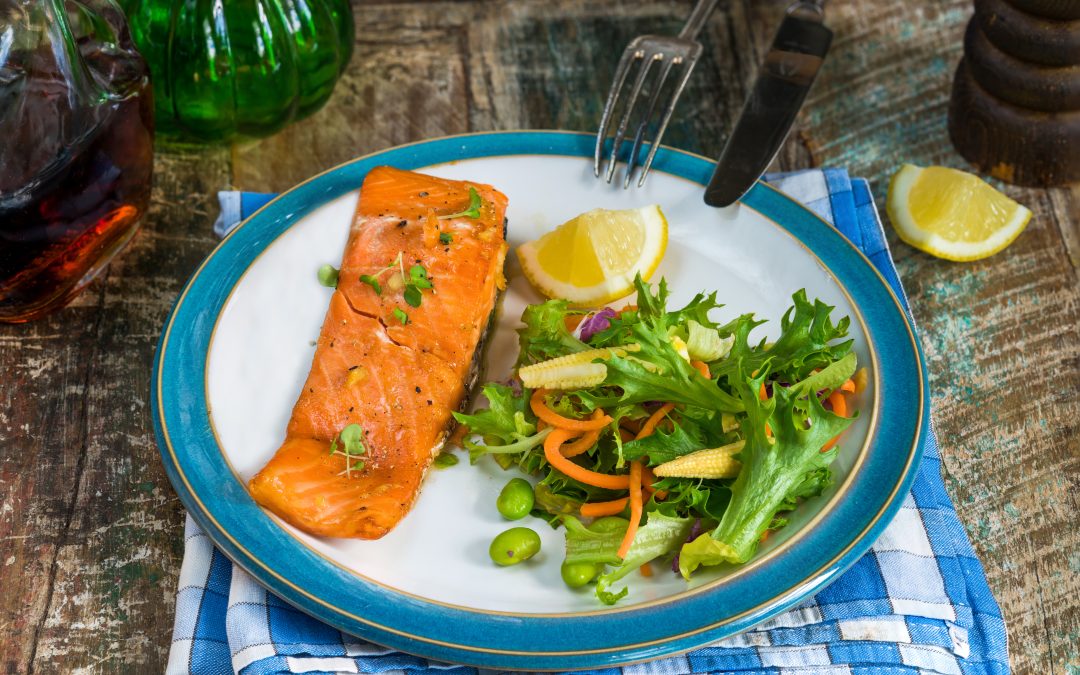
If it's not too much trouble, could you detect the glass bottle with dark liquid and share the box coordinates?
[0,0,153,323]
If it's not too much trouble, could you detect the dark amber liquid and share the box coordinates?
[0,56,154,323]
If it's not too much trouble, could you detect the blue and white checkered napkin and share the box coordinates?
[172,170,1009,675]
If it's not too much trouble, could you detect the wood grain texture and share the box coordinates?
[0,149,228,673]
[0,0,1076,672]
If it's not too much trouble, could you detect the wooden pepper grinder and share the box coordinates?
[949,0,1080,186]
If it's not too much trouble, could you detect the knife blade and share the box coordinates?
[703,2,832,207]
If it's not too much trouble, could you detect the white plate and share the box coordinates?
[208,154,871,613]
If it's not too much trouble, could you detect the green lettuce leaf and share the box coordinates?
[590,277,743,412]
[678,368,854,577]
[715,290,852,384]
[621,416,707,464]
[650,479,731,522]
[516,300,588,365]
[452,383,532,442]
[451,383,546,463]
[462,427,551,464]
[778,465,835,510]
[788,352,857,397]
[532,483,584,520]
[564,513,694,605]
[669,293,724,331]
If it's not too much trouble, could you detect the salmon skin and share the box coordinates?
[248,167,508,539]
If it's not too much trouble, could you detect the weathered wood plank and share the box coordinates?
[466,0,754,153]
[1049,184,1080,272]
[770,1,1080,672]
[0,148,229,674]
[0,298,100,673]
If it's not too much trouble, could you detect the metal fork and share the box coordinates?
[594,0,720,188]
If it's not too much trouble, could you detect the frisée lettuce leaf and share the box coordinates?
[678,368,854,577]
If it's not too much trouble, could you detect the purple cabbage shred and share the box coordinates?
[577,307,617,342]
[501,376,523,397]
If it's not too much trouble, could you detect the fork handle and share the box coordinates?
[677,0,722,39]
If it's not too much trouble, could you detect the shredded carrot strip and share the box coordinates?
[821,391,849,452]
[580,497,628,517]
[544,429,630,490]
[530,389,611,431]
[640,464,667,500]
[564,314,585,332]
[562,431,599,457]
[639,562,653,577]
[690,360,711,379]
[620,417,643,434]
[636,403,675,440]
[641,464,656,494]
[829,390,848,417]
[561,412,603,457]
[618,461,644,559]
[839,378,856,393]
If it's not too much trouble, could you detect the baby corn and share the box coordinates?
[518,346,636,390]
[520,362,606,389]
[652,440,745,479]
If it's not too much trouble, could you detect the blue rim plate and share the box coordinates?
[153,130,928,670]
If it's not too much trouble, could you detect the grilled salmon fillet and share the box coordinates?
[248,167,508,539]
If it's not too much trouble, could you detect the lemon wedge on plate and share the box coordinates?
[886,164,1032,262]
[517,205,668,307]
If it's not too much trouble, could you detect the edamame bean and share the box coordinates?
[561,561,599,588]
[489,527,541,566]
[496,478,534,520]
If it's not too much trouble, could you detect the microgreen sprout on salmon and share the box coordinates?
[322,424,369,476]
[454,275,862,604]
[439,186,484,220]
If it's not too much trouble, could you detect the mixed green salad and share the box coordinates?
[454,276,861,605]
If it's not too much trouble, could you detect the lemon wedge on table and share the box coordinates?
[517,205,668,307]
[886,164,1032,262]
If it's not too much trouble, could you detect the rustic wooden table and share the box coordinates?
[1,1,1077,672]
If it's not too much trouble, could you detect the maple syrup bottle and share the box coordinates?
[0,0,153,322]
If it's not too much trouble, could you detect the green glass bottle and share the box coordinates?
[120,0,354,142]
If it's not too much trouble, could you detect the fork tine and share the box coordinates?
[636,48,702,187]
[594,42,644,178]
[604,52,660,184]
[622,56,678,188]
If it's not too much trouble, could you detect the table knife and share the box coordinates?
[703,2,832,207]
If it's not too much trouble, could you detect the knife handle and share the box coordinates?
[773,11,832,59]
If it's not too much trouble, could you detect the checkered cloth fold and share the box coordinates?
[172,169,1009,675]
